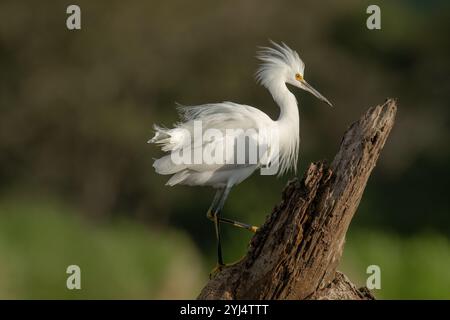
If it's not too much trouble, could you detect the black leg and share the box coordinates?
[214,211,224,266]
[216,217,259,233]
[214,186,231,266]
[207,188,226,267]
[207,187,258,233]
[207,186,259,271]
[213,186,231,266]
[206,188,224,220]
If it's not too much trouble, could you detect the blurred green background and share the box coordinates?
[0,0,449,299]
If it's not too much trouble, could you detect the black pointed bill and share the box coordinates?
[301,80,333,107]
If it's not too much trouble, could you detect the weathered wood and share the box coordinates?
[198,99,397,300]
[306,272,375,300]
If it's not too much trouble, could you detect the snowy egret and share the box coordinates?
[149,41,332,272]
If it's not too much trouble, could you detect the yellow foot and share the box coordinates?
[209,263,225,279]
[208,257,246,279]
[250,225,259,233]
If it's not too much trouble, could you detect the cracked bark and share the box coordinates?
[198,99,397,300]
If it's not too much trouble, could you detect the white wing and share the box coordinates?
[149,102,277,187]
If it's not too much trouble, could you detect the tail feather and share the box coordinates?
[153,155,186,175]
[150,124,189,182]
[148,125,188,152]
[166,170,190,186]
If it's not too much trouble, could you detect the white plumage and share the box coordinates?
[148,41,332,269]
[149,42,331,188]
[151,102,276,187]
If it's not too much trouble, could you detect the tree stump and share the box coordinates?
[198,99,397,300]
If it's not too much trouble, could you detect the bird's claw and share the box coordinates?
[209,263,225,279]
[209,256,247,279]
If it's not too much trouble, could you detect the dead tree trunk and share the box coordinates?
[198,99,397,300]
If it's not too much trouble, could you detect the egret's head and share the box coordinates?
[256,41,332,107]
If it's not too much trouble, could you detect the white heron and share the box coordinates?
[149,41,332,272]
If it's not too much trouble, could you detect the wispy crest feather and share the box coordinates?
[255,41,305,89]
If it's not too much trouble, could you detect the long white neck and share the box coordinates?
[270,82,299,122]
[268,81,300,175]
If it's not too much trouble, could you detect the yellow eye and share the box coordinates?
[295,73,303,81]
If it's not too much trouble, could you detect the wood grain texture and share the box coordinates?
[198,99,397,300]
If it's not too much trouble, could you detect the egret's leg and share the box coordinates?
[215,217,259,233]
[207,186,259,278]
[214,210,224,266]
[206,188,226,272]
[209,186,233,276]
[206,188,224,221]
[206,188,259,233]
[212,186,231,268]
[208,208,225,278]
[214,186,234,267]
